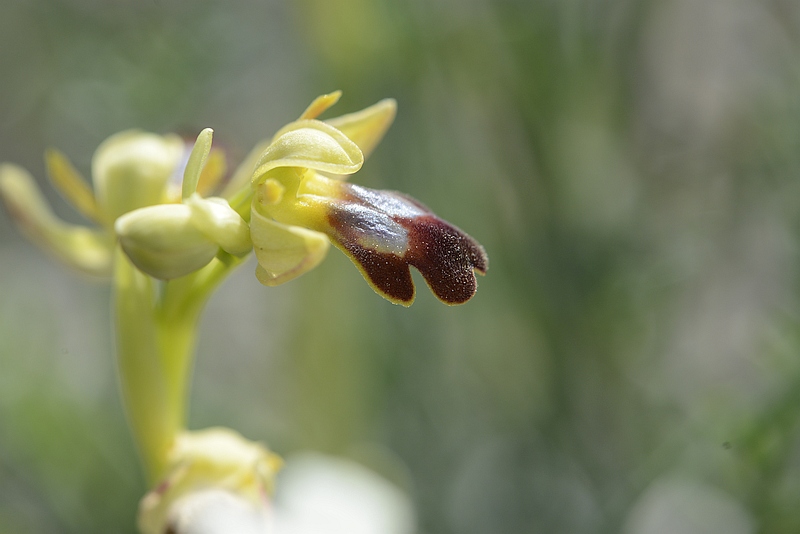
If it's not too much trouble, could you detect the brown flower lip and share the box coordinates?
[325,183,488,306]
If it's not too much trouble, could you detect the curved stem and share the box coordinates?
[114,247,177,483]
[114,247,246,485]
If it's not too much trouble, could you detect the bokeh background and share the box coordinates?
[3,0,800,532]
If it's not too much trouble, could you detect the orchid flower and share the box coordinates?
[0,92,487,532]
[139,436,414,534]
[247,92,487,305]
[1,92,486,305]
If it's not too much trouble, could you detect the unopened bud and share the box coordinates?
[116,194,252,279]
[115,204,219,279]
[93,130,185,221]
[138,428,282,534]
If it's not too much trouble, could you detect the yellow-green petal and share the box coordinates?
[299,90,342,120]
[250,207,330,286]
[220,138,272,204]
[196,147,227,197]
[326,98,397,159]
[45,148,105,224]
[0,164,113,276]
[182,128,214,201]
[251,120,363,186]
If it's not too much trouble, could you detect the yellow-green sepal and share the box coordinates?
[0,164,113,276]
[44,148,106,225]
[299,90,342,120]
[325,98,397,160]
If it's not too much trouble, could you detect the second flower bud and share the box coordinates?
[115,195,250,280]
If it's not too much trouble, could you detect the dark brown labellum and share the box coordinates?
[325,183,488,305]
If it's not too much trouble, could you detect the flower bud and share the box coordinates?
[138,428,282,534]
[93,130,185,221]
[115,203,219,280]
[116,194,252,279]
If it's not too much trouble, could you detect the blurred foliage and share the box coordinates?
[4,0,800,533]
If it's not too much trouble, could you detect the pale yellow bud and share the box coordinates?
[115,194,252,279]
[138,428,282,534]
[93,130,185,221]
[115,204,219,280]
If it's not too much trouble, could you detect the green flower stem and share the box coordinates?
[226,186,254,221]
[115,247,175,483]
[114,246,245,484]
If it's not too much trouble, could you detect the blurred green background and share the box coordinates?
[3,0,800,532]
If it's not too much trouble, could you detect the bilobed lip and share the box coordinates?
[325,182,488,306]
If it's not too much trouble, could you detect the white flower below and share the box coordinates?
[141,443,415,534]
[165,489,273,534]
[272,453,415,534]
